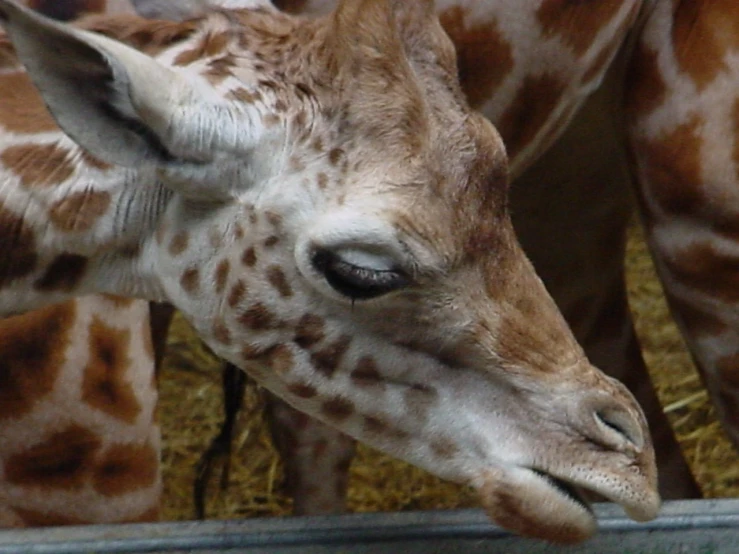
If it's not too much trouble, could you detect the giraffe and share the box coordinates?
[0,0,168,528]
[0,0,661,543]
[188,0,739,515]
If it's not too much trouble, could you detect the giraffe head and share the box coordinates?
[0,0,659,542]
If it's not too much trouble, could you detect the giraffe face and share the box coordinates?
[0,0,659,543]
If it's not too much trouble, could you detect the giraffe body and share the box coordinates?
[0,296,160,526]
[0,0,660,543]
[0,0,164,528]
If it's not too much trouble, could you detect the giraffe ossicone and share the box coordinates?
[0,0,659,543]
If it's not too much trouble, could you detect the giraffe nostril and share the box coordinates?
[594,406,644,450]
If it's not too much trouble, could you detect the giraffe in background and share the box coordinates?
[0,0,167,527]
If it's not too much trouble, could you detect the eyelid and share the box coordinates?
[311,248,411,300]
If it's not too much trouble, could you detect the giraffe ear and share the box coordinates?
[0,0,252,170]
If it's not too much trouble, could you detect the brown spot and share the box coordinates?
[233,223,245,240]
[536,0,623,55]
[168,231,189,256]
[496,74,566,160]
[362,415,410,441]
[205,56,235,84]
[635,117,704,217]
[672,0,739,91]
[266,211,283,228]
[34,253,88,292]
[227,87,263,104]
[180,267,200,295]
[0,202,38,286]
[287,381,318,399]
[82,316,141,424]
[6,425,101,488]
[403,383,439,416]
[92,441,159,497]
[267,265,293,297]
[625,45,667,118]
[2,143,76,188]
[49,190,111,233]
[294,313,325,349]
[173,31,230,66]
[228,279,247,308]
[439,7,514,109]
[238,302,283,330]
[242,343,270,360]
[215,259,231,294]
[664,241,739,303]
[431,438,460,460]
[316,172,329,189]
[350,356,383,387]
[242,246,258,267]
[213,317,231,345]
[0,72,58,133]
[264,236,280,248]
[321,396,354,422]
[0,302,76,421]
[310,335,352,378]
[311,137,324,153]
[14,508,89,528]
[263,114,281,127]
[268,344,294,375]
[328,148,344,166]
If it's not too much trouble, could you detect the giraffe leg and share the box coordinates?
[625,1,739,455]
[511,59,700,499]
[266,393,356,515]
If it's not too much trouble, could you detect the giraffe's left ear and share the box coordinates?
[0,0,256,175]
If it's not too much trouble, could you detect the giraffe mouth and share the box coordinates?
[477,465,600,544]
[529,468,592,514]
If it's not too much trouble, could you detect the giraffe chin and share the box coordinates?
[476,466,598,545]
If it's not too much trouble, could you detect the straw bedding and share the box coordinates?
[157,222,738,522]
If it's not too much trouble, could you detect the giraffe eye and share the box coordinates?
[311,249,410,300]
